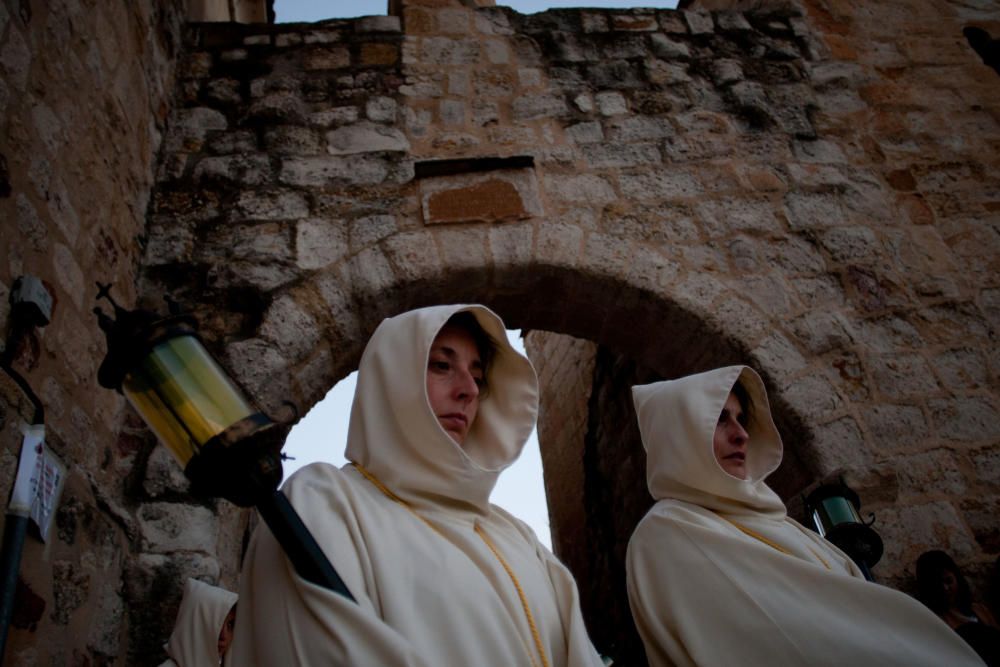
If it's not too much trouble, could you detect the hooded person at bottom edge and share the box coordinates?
[626,365,984,667]
[229,304,603,667]
[159,578,237,667]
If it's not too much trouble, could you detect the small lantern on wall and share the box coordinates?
[805,479,883,581]
[93,284,353,599]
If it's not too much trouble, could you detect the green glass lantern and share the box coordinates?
[805,480,883,580]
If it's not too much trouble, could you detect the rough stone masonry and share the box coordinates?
[0,0,998,663]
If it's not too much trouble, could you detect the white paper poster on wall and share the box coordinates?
[8,424,66,543]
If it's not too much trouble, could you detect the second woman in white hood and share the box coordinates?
[626,365,984,667]
[229,304,603,667]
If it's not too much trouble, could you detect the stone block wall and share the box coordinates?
[0,1,198,663]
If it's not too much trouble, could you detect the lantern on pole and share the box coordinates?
[805,479,883,581]
[93,284,353,599]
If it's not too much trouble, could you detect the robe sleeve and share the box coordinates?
[227,464,436,667]
[538,546,606,667]
[626,505,986,667]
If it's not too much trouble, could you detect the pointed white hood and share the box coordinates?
[163,578,236,667]
[632,365,785,517]
[344,304,538,514]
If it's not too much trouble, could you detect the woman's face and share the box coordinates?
[218,604,236,658]
[713,392,750,479]
[426,324,484,445]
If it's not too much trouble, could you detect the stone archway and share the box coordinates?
[145,245,826,664]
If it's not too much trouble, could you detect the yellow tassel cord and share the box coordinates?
[474,523,552,667]
[352,463,551,667]
[722,517,831,571]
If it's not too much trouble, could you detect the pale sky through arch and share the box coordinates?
[275,0,679,23]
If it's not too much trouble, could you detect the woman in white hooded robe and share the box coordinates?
[626,365,984,667]
[159,577,237,667]
[229,304,603,667]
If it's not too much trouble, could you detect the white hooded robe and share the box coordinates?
[229,304,603,667]
[626,365,984,667]
[159,577,237,667]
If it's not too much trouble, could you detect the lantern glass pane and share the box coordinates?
[813,496,862,536]
[122,335,254,467]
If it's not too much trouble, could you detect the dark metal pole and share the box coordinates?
[0,356,45,665]
[256,490,355,601]
[0,515,28,664]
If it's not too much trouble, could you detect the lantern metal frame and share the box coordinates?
[805,480,883,581]
[93,284,354,600]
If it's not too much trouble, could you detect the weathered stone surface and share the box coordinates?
[595,91,628,116]
[620,170,703,201]
[51,561,90,625]
[871,355,940,400]
[898,449,968,497]
[297,218,349,269]
[310,106,360,127]
[143,445,190,498]
[810,416,871,473]
[303,47,351,70]
[512,93,569,120]
[264,126,322,155]
[696,197,782,236]
[791,311,855,354]
[566,121,604,144]
[751,331,808,378]
[355,15,401,32]
[545,174,616,206]
[164,107,228,152]
[536,222,584,268]
[683,10,713,35]
[606,115,674,142]
[259,293,321,364]
[349,214,396,252]
[932,348,988,391]
[877,501,979,570]
[280,155,391,186]
[930,396,1000,443]
[246,92,309,124]
[582,142,661,169]
[436,226,490,276]
[784,192,847,230]
[650,33,690,60]
[193,154,273,183]
[88,584,124,658]
[138,503,218,555]
[326,121,410,155]
[234,189,308,221]
[224,338,292,409]
[421,37,479,64]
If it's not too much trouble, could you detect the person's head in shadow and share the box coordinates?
[917,550,1000,666]
[917,550,974,620]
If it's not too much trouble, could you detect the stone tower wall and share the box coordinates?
[0,1,190,663]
